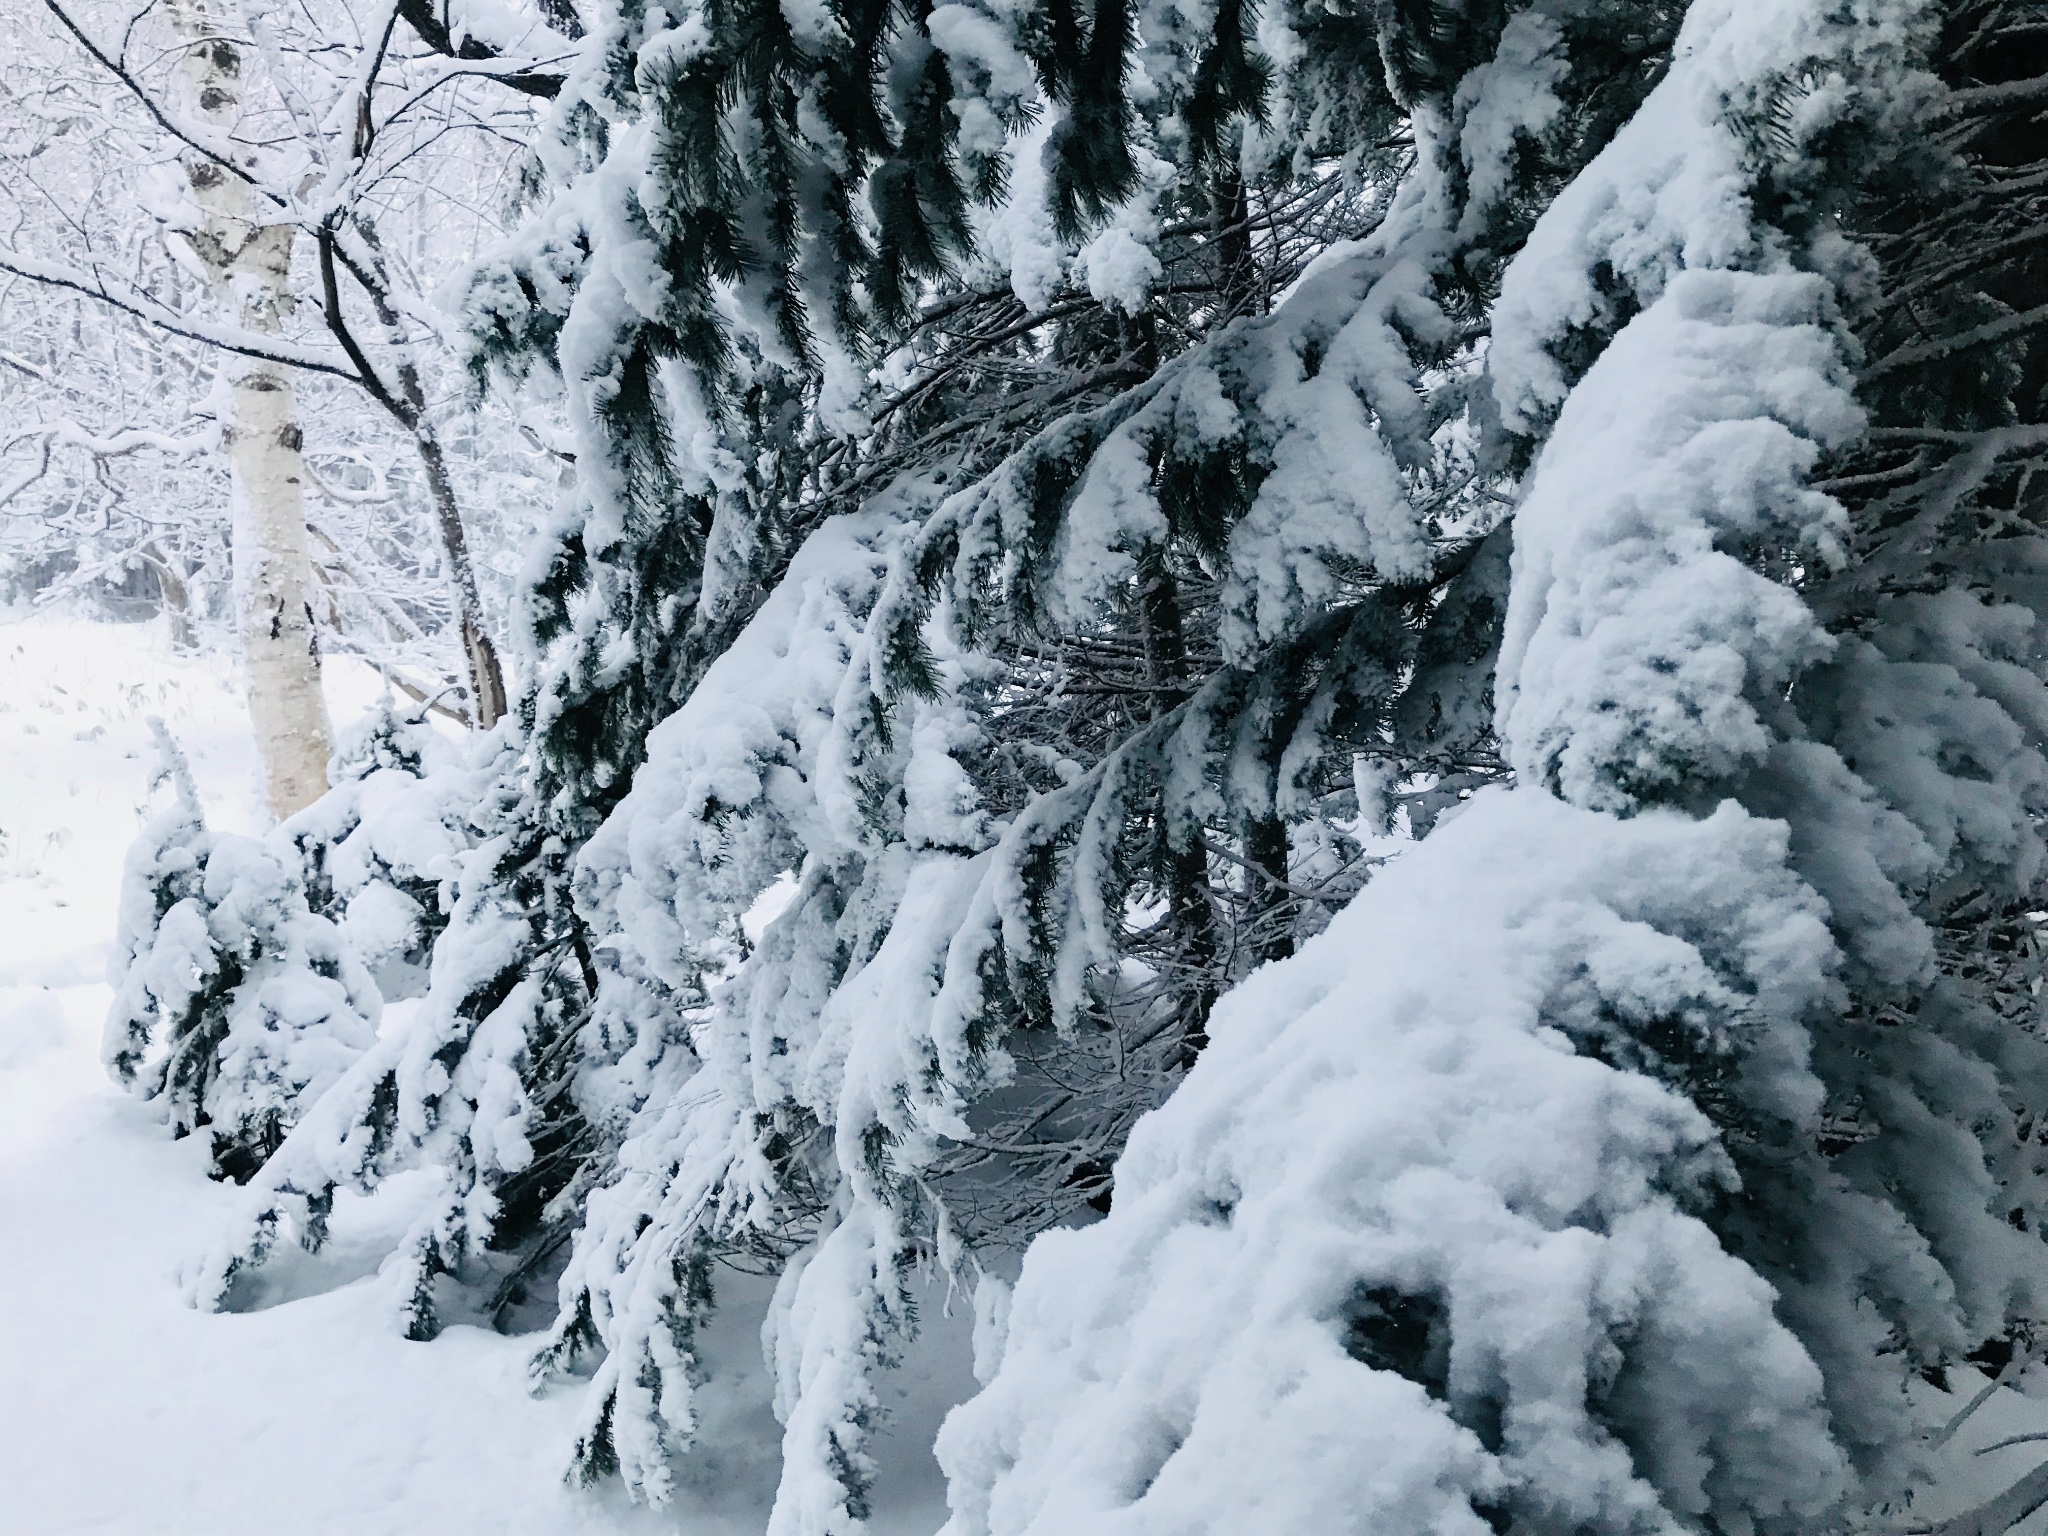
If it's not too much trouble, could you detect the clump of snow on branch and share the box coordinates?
[937,792,1850,1536]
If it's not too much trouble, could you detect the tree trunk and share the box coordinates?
[338,220,508,728]
[1241,811,1295,965]
[142,541,196,650]
[228,346,331,816]
[175,4,333,817]
[1136,548,1221,1069]
[413,421,508,727]
[1212,172,1259,323]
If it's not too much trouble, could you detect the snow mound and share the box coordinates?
[936,790,1850,1536]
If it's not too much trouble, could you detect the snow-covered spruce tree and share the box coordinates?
[107,724,381,1183]
[174,0,1700,1509]
[182,0,1681,1510]
[939,4,2048,1535]
[176,690,571,1334]
[526,0,1692,1519]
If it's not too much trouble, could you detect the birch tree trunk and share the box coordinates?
[141,540,196,650]
[176,6,332,817]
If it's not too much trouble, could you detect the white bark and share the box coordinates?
[228,337,331,817]
[175,3,332,817]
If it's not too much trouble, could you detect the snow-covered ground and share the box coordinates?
[3,613,2047,1536]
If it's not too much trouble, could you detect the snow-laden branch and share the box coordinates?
[1866,299,2048,381]
[0,417,219,508]
[367,49,576,142]
[390,0,566,96]
[303,459,395,504]
[1939,71,2048,123]
[1905,1461,2048,1536]
[0,441,52,510]
[0,248,367,382]
[6,419,219,460]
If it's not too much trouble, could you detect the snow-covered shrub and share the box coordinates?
[107,724,380,1181]
[284,702,471,1000]
[179,709,592,1339]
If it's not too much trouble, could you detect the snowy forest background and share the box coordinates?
[8,0,2048,1532]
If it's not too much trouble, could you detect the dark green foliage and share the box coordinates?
[1342,1283,1451,1399]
